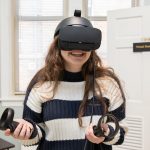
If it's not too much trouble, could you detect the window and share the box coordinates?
[15,0,67,93]
[88,0,132,16]
[85,0,134,63]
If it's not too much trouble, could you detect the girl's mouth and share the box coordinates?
[69,52,85,57]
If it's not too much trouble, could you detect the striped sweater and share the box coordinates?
[22,71,128,150]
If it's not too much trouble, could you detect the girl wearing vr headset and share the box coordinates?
[4,10,128,150]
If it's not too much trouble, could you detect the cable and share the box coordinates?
[83,53,96,150]
[83,53,119,150]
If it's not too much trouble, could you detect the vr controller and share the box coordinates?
[93,114,119,139]
[0,108,36,139]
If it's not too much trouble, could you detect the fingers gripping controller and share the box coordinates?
[0,108,37,139]
[93,114,119,139]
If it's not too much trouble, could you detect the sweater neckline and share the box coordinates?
[62,70,84,82]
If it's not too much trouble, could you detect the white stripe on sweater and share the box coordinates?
[44,116,100,141]
[27,79,123,114]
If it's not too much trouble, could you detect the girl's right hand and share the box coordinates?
[4,119,33,140]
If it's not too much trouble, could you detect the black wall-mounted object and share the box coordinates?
[133,42,150,52]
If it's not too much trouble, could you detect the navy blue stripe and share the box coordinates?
[37,139,112,150]
[38,139,85,150]
[109,103,125,121]
[23,105,43,124]
[42,99,103,121]
[62,70,84,82]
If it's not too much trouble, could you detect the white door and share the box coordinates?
[107,6,150,150]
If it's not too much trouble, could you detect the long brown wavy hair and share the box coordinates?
[26,36,126,127]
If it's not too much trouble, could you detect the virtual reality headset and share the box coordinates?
[54,10,102,51]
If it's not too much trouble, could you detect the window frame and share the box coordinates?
[14,0,68,95]
[83,0,139,20]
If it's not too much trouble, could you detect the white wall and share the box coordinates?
[144,0,150,5]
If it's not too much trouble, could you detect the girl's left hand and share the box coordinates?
[85,123,108,144]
